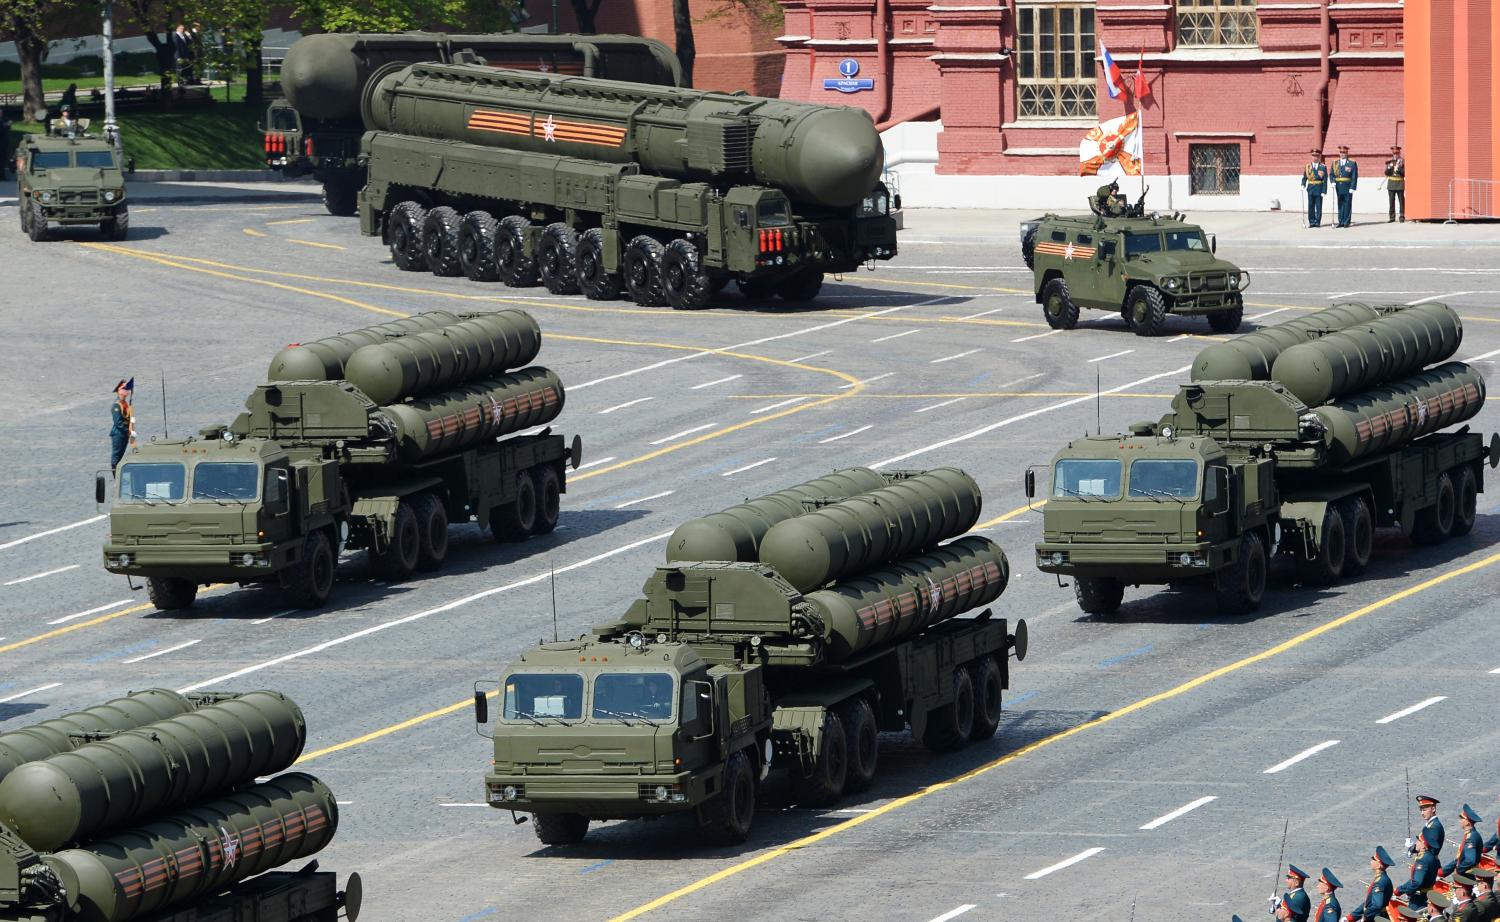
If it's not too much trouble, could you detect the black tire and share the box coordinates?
[495,215,539,287]
[285,529,335,608]
[575,227,622,300]
[533,466,561,535]
[538,222,581,295]
[623,235,665,306]
[698,749,756,845]
[1127,285,1170,336]
[776,269,825,302]
[1411,471,1456,546]
[533,813,589,846]
[1215,532,1266,614]
[27,200,48,242]
[838,698,880,794]
[920,667,976,752]
[1207,304,1243,333]
[101,203,129,241]
[1040,277,1079,330]
[412,493,450,572]
[387,201,428,271]
[1296,504,1347,586]
[1021,227,1037,269]
[147,576,197,611]
[321,176,358,217]
[19,196,30,234]
[490,471,538,542]
[791,709,848,807]
[660,238,711,309]
[1339,495,1374,576]
[371,500,420,581]
[1074,576,1124,614]
[968,657,1004,742]
[1450,466,1478,538]
[457,210,499,282]
[422,205,463,277]
[736,277,777,301]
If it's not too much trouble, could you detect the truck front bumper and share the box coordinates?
[1035,540,1228,583]
[102,541,283,583]
[483,768,718,819]
[41,204,124,224]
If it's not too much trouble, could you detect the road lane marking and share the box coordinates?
[930,349,981,364]
[788,351,832,363]
[722,458,777,477]
[598,397,653,414]
[1376,696,1446,724]
[839,373,892,389]
[2,603,153,655]
[1165,334,1193,343]
[575,456,617,471]
[1262,740,1340,774]
[1012,330,1063,343]
[5,564,81,586]
[916,398,966,413]
[0,683,62,703]
[957,308,1005,320]
[650,424,717,445]
[1098,644,1153,668]
[971,502,1042,531]
[286,238,345,251]
[615,491,674,509]
[1024,848,1106,880]
[1088,350,1134,363]
[250,609,297,625]
[927,906,977,922]
[242,227,267,237]
[1407,292,1470,305]
[871,329,920,342]
[438,803,489,807]
[1140,796,1217,830]
[122,639,201,664]
[1247,308,1291,321]
[1463,347,1500,362]
[266,218,316,226]
[49,599,133,626]
[0,515,105,552]
[691,375,742,389]
[819,425,871,444]
[751,397,809,414]
[997,373,1046,388]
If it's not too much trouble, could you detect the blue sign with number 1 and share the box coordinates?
[824,57,874,93]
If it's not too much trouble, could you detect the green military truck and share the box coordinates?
[16,130,128,241]
[0,688,361,922]
[474,468,1027,845]
[100,310,580,612]
[1029,302,1496,614]
[266,31,683,216]
[1020,197,1248,335]
[357,61,898,308]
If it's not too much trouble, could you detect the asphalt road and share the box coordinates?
[1,198,1497,922]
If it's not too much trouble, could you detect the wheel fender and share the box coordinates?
[1276,500,1332,559]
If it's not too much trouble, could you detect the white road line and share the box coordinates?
[1463,347,1500,362]
[916,397,967,413]
[1088,349,1135,363]
[1376,696,1447,724]
[1327,291,1363,299]
[722,458,778,476]
[691,374,743,390]
[49,598,133,626]
[598,397,653,414]
[575,456,618,471]
[1024,847,1105,880]
[1263,739,1340,774]
[930,349,981,364]
[1139,796,1217,830]
[439,803,489,807]
[997,373,1046,388]
[1012,330,1063,343]
[926,906,978,922]
[0,683,62,703]
[751,397,810,414]
[957,308,1006,320]
[839,372,893,389]
[1407,292,1470,305]
[0,515,105,552]
[819,425,872,444]
[1491,665,1500,674]
[250,609,297,626]
[650,423,717,445]
[122,639,201,664]
[4,564,81,586]
[177,530,674,692]
[871,329,921,343]
[615,491,675,509]
[1165,334,1193,343]
[1247,308,1291,321]
[873,365,1191,468]
[788,350,832,363]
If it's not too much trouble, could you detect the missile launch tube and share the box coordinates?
[0,691,306,852]
[344,309,543,405]
[1271,302,1463,406]
[267,311,461,382]
[43,772,338,922]
[760,468,983,592]
[378,368,564,462]
[803,536,1010,662]
[1190,302,1390,382]
[1308,362,1487,464]
[0,690,193,784]
[666,468,889,564]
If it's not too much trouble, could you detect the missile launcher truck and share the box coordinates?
[474,468,1027,846]
[0,689,361,922]
[1028,301,1497,614]
[100,310,581,612]
[356,61,899,309]
[266,31,684,216]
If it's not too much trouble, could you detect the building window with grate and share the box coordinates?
[1189,144,1241,194]
[1177,0,1258,47]
[1017,4,1097,119]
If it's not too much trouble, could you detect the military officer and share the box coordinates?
[1398,833,1442,910]
[1331,144,1358,227]
[1384,145,1406,222]
[1449,874,1483,922]
[1094,179,1128,217]
[1345,846,1396,922]
[1412,795,1446,858]
[1281,865,1314,922]
[110,378,135,471]
[1313,868,1343,922]
[1444,805,1486,878]
[1470,869,1498,921]
[1301,149,1329,227]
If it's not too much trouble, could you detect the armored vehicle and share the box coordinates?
[1029,302,1496,614]
[1020,195,1247,335]
[0,688,361,922]
[474,468,1027,846]
[16,132,127,241]
[100,310,580,612]
[357,62,898,309]
[267,31,683,216]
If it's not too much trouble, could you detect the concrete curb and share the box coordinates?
[128,169,286,183]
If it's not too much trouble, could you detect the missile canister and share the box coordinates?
[0,689,192,783]
[43,772,337,922]
[0,690,305,851]
[1191,302,1390,382]
[759,468,982,592]
[344,309,543,405]
[379,368,564,462]
[1308,362,1487,465]
[267,311,461,382]
[1271,302,1464,406]
[803,536,1010,661]
[665,468,888,564]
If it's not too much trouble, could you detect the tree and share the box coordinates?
[120,0,193,92]
[294,0,526,33]
[673,0,694,86]
[1,0,79,120]
[568,0,602,33]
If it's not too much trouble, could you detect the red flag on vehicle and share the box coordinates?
[1133,52,1152,101]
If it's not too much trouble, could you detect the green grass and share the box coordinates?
[0,75,162,94]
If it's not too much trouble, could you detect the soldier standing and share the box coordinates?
[1444,805,1486,878]
[1344,847,1395,922]
[110,378,135,471]
[1282,865,1314,922]
[1385,145,1406,222]
[1314,869,1343,922]
[1301,150,1329,227]
[1412,795,1446,858]
[1398,833,1441,910]
[1332,145,1358,227]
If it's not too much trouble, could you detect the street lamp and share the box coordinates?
[102,0,121,155]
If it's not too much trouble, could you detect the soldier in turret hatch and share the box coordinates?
[1093,179,1128,217]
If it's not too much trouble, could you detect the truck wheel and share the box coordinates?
[1074,577,1124,615]
[371,500,420,581]
[791,709,848,807]
[698,749,756,845]
[1450,466,1478,537]
[1411,471,1456,546]
[1021,227,1037,270]
[661,238,710,309]
[19,197,30,234]
[968,657,1004,742]
[537,223,581,295]
[412,493,450,572]
[321,177,358,217]
[575,228,621,300]
[495,216,539,287]
[1338,496,1374,576]
[838,698,879,793]
[422,206,463,277]
[1296,504,1347,585]
[736,277,776,301]
[1207,304,1244,334]
[457,211,499,281]
[490,472,538,542]
[777,269,824,302]
[27,201,48,242]
[623,235,665,306]
[1127,285,1169,336]
[533,467,561,535]
[387,201,428,271]
[147,576,198,611]
[101,203,129,241]
[1214,532,1266,614]
[285,529,335,608]
[533,813,589,846]
[1041,278,1079,330]
[920,667,975,752]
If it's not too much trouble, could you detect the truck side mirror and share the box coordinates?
[95,473,107,505]
[1208,233,1217,254]
[1024,469,1036,499]
[893,193,902,211]
[473,691,489,724]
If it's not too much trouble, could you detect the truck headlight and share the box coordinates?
[1178,552,1194,566]
[1046,551,1065,566]
[654,785,670,801]
[504,785,520,801]
[103,190,116,202]
[241,553,256,566]
[40,190,53,203]
[118,553,131,567]
[1165,277,1181,290]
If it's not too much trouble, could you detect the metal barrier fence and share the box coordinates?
[1446,178,1500,222]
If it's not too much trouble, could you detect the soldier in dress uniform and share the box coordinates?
[1345,846,1396,922]
[1384,145,1406,222]
[1332,145,1358,227]
[1398,833,1442,911]
[1314,868,1343,922]
[1444,805,1486,878]
[110,378,135,471]
[1412,795,1446,858]
[1469,869,1499,921]
[1449,875,1483,922]
[1281,865,1314,922]
[1301,149,1329,227]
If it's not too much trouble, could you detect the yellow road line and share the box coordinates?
[606,549,1500,921]
[972,500,1044,531]
[286,238,345,251]
[0,585,226,656]
[242,228,266,238]
[297,691,498,765]
[266,218,316,226]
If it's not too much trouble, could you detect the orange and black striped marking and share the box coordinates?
[466,108,626,148]
[1033,241,1097,260]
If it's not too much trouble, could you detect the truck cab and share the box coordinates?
[17,133,128,241]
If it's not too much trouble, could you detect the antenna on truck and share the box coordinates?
[550,564,559,643]
[1096,367,1102,435]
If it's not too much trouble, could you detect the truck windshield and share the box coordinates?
[1053,459,1122,500]
[1164,230,1209,252]
[31,152,70,170]
[75,150,116,169]
[118,462,186,502]
[1125,233,1163,258]
[593,672,674,720]
[269,107,300,131]
[503,673,583,721]
[192,462,260,501]
[1128,459,1199,498]
[757,199,791,227]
